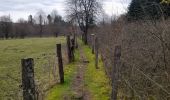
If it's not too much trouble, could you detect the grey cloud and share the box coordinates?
[0,0,131,21]
[0,0,131,13]
[0,0,64,11]
[104,0,131,3]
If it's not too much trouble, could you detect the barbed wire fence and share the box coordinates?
[0,43,68,100]
[87,18,170,99]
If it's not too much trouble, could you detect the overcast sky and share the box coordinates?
[0,0,131,22]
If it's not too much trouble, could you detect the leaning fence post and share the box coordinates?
[111,45,121,100]
[95,37,99,69]
[57,44,64,84]
[67,35,71,63]
[21,58,36,100]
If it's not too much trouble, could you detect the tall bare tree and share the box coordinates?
[47,14,52,25]
[51,10,58,23]
[35,10,46,37]
[66,0,102,44]
[39,14,43,37]
[28,15,34,25]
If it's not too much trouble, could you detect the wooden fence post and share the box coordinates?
[71,38,75,62]
[57,44,64,84]
[67,36,71,63]
[21,58,36,100]
[111,45,121,100]
[74,33,78,49]
[95,37,99,69]
[91,34,95,54]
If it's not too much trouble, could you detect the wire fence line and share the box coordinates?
[0,43,68,99]
[121,61,170,95]
[87,27,170,99]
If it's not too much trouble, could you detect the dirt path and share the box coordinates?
[64,47,90,100]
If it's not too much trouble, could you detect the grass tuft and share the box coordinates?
[83,44,111,100]
[46,49,80,100]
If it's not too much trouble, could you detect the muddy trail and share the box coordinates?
[46,42,111,100]
[63,47,90,100]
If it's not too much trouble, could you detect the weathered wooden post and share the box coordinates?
[57,44,64,84]
[71,38,75,62]
[71,37,75,52]
[95,37,99,69]
[91,34,95,54]
[73,33,78,49]
[82,34,84,42]
[21,58,36,100]
[75,35,78,49]
[111,45,121,100]
[67,35,71,63]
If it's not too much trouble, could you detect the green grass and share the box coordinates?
[0,37,111,99]
[83,44,111,100]
[0,37,66,99]
[46,49,80,100]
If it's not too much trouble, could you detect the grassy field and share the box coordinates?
[0,38,111,100]
[0,37,66,99]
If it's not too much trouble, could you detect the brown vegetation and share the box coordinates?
[89,16,170,99]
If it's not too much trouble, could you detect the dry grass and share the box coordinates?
[89,18,170,99]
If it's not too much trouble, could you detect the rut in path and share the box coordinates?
[64,47,90,100]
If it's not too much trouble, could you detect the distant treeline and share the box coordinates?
[0,10,71,39]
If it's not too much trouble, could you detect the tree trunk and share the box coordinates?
[5,33,9,39]
[39,25,43,37]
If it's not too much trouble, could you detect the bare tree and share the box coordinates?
[15,18,28,38]
[47,14,52,25]
[35,10,46,37]
[0,15,13,39]
[48,9,68,37]
[28,15,35,25]
[66,0,102,44]
[51,10,58,23]
[50,10,63,25]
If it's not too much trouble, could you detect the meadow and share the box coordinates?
[0,37,66,99]
[0,37,112,100]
